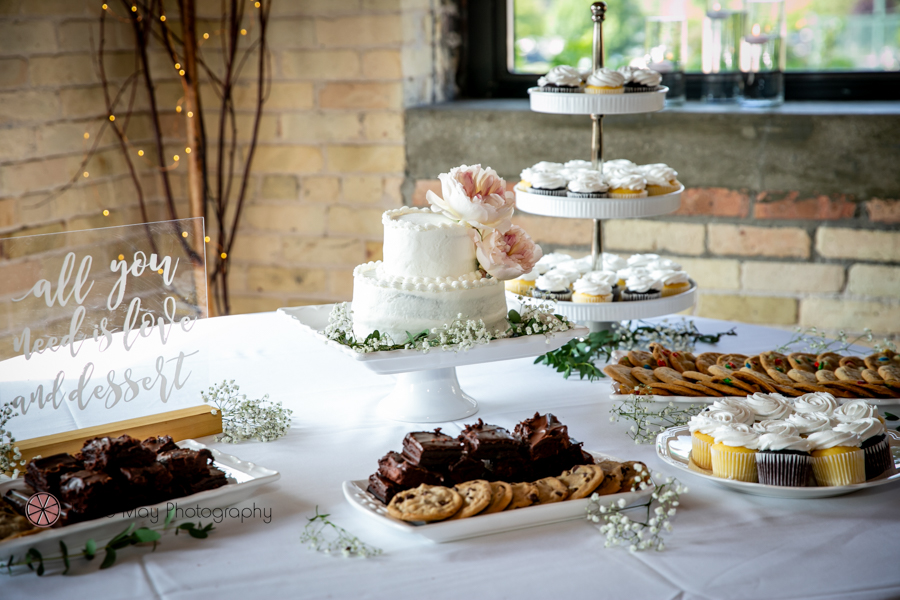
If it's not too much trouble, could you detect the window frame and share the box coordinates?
[457,0,900,101]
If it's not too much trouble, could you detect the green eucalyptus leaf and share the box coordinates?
[84,539,97,560]
[884,411,898,421]
[132,528,162,544]
[508,309,521,323]
[165,506,176,527]
[60,541,70,575]
[100,548,117,570]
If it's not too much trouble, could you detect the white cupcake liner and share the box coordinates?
[812,450,865,486]
[608,190,649,199]
[691,434,712,470]
[711,446,758,482]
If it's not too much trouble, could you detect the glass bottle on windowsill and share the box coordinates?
[740,0,785,107]
[701,0,744,103]
[644,3,688,107]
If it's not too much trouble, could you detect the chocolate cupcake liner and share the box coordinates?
[531,288,573,302]
[864,438,892,480]
[756,452,812,487]
[624,86,661,93]
[528,187,568,197]
[691,434,712,470]
[710,446,758,482]
[812,450,865,486]
[620,290,662,302]
[540,85,582,93]
[566,191,608,198]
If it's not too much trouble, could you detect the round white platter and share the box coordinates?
[656,425,900,499]
[514,184,683,220]
[507,282,696,323]
[528,86,668,115]
[278,304,587,423]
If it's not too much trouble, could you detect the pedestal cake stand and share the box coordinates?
[279,305,587,423]
[516,2,695,330]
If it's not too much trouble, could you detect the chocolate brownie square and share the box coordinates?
[79,435,156,471]
[367,472,402,504]
[377,451,443,487]
[401,429,463,469]
[443,454,487,484]
[458,420,524,461]
[141,435,179,455]
[25,453,83,496]
[514,413,571,461]
[190,466,230,494]
[157,448,214,479]
[486,456,531,483]
[59,470,118,518]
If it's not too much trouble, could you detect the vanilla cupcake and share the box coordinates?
[585,67,625,94]
[833,399,884,424]
[531,271,572,301]
[602,253,628,272]
[793,392,839,416]
[582,269,619,296]
[535,252,572,274]
[710,423,760,482]
[744,392,795,421]
[639,163,681,196]
[834,418,892,480]
[504,268,539,296]
[624,68,663,93]
[655,270,691,297]
[518,167,537,189]
[708,398,756,425]
[689,408,741,470]
[786,412,836,437]
[572,276,612,303]
[807,429,865,486]
[537,65,583,93]
[621,273,662,301]
[528,171,567,196]
[756,431,813,487]
[608,172,648,199]
[567,172,609,198]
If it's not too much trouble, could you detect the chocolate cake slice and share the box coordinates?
[367,472,402,504]
[401,429,463,469]
[25,453,83,496]
[458,419,524,461]
[377,451,443,487]
[79,435,156,471]
[514,413,571,461]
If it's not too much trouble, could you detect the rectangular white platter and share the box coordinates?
[0,439,280,556]
[342,451,652,543]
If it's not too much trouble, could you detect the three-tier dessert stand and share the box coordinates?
[513,2,697,331]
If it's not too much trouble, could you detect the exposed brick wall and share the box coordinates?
[0,0,449,317]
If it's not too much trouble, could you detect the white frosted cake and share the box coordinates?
[351,206,509,342]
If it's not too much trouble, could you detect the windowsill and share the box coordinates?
[413,99,900,116]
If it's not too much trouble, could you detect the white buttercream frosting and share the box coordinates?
[655,270,690,285]
[709,398,755,425]
[586,67,625,88]
[538,65,583,88]
[627,253,660,267]
[753,420,800,436]
[617,65,641,83]
[807,429,861,450]
[834,417,885,443]
[515,268,540,282]
[646,258,682,271]
[573,277,612,296]
[786,412,836,436]
[793,392,839,416]
[603,253,628,271]
[535,272,571,292]
[758,432,813,453]
[535,253,572,274]
[690,407,740,435]
[832,399,877,423]
[639,163,678,185]
[609,172,647,191]
[745,393,795,420]
[567,175,608,194]
[583,270,618,286]
[630,68,663,87]
[624,273,662,294]
[603,159,639,175]
[531,161,564,173]
[564,159,593,171]
[529,171,567,190]
[381,208,477,279]
[712,423,760,449]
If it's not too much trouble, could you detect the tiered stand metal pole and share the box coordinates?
[590,2,606,277]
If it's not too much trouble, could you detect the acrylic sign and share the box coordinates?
[0,218,209,440]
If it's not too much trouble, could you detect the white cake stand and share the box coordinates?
[278,305,587,423]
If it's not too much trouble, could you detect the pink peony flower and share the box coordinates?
[425,164,515,232]
[474,225,543,281]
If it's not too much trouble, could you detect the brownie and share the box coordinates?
[401,429,463,469]
[141,435,179,455]
[377,451,443,487]
[157,448,214,479]
[486,456,530,483]
[458,420,524,461]
[119,462,174,491]
[79,435,156,471]
[443,454,487,485]
[25,453,83,496]
[367,472,402,504]
[190,466,230,494]
[59,470,117,518]
[514,413,571,461]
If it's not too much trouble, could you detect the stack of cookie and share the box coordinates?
[604,345,899,399]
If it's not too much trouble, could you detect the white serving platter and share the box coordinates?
[342,451,652,543]
[507,283,696,324]
[528,87,668,115]
[656,425,900,499]
[514,184,683,220]
[0,439,280,557]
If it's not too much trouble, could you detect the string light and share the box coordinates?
[109,115,115,121]
[185,147,192,154]
[204,236,211,243]
[102,3,108,9]
[118,254,124,260]
[174,63,181,69]
[203,33,209,39]
[182,231,188,238]
[83,171,89,178]
[158,269,164,274]
[187,111,193,117]
[131,5,137,12]
[220,252,227,259]
[240,29,247,35]
[173,155,180,161]
[102,209,110,216]
[160,15,166,21]
[137,149,144,156]
[176,105,182,113]
[255,1,260,6]
[179,69,185,76]
[83,132,90,139]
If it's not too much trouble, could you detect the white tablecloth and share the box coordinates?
[5,312,900,599]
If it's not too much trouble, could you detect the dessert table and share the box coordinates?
[5,311,899,600]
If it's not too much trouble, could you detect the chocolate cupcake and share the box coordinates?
[624,68,663,93]
[756,431,813,486]
[531,272,572,301]
[537,65,583,93]
[621,273,662,301]
[528,171,568,197]
[834,418,892,480]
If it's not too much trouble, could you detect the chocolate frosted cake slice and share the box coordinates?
[459,419,524,461]
[514,412,571,461]
[401,429,463,468]
[79,435,156,471]
[367,473,402,504]
[378,451,443,487]
[25,453,83,496]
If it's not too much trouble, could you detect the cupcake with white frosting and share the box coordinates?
[564,159,593,171]
[710,423,760,482]
[639,163,681,196]
[689,408,741,470]
[528,171,567,197]
[708,398,756,425]
[602,253,628,272]
[744,392,795,421]
[833,399,884,424]
[534,252,572,274]
[504,268,540,296]
[602,159,639,174]
[572,275,613,303]
[786,412,836,437]
[655,270,691,297]
[567,172,609,198]
[621,272,662,302]
[608,172,648,199]
[756,431,814,487]
[584,67,624,94]
[531,271,572,301]
[537,65,583,93]
[793,392,839,416]
[807,428,865,486]
[834,418,891,479]
[624,68,663,93]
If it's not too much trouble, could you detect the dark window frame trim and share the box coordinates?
[457,0,900,101]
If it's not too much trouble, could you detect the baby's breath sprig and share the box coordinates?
[300,507,382,558]
[0,402,23,480]
[322,303,573,355]
[610,395,703,444]
[775,326,897,355]
[587,471,687,552]
[201,380,292,443]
